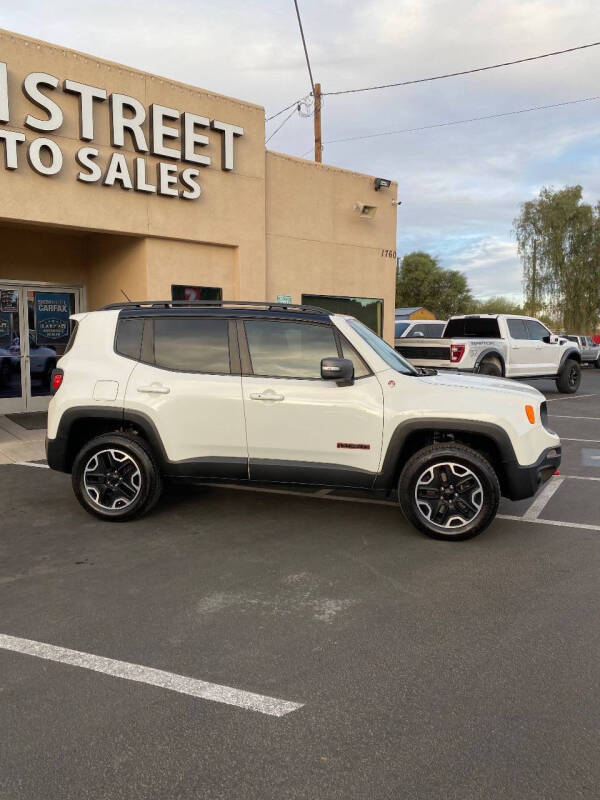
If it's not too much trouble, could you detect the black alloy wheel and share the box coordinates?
[72,433,163,521]
[556,358,581,394]
[398,443,500,540]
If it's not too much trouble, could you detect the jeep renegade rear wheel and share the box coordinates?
[72,433,163,521]
[398,443,500,540]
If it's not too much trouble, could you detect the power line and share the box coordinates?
[293,0,316,97]
[266,105,299,144]
[299,94,600,155]
[266,98,304,123]
[322,41,600,96]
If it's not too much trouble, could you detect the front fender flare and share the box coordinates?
[374,417,518,492]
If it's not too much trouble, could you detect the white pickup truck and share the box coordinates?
[396,314,582,393]
[562,334,600,368]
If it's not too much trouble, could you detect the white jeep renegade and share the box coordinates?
[46,301,561,540]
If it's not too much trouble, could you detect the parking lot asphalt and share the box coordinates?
[2,370,600,799]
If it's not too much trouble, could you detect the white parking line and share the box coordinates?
[560,438,600,443]
[497,515,600,533]
[14,461,49,469]
[0,634,303,717]
[549,415,600,420]
[522,477,564,520]
[560,474,600,482]
[546,394,597,402]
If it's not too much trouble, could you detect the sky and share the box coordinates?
[3,0,600,302]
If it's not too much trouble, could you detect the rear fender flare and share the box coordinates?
[474,349,505,374]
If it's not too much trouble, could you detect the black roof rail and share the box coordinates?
[101,299,333,314]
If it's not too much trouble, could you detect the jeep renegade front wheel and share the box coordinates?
[398,444,500,540]
[72,433,163,521]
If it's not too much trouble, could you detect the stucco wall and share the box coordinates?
[266,152,398,342]
[0,223,87,286]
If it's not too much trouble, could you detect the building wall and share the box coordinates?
[0,223,88,286]
[0,28,398,339]
[85,234,148,310]
[266,153,398,342]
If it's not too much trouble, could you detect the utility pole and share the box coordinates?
[314,83,322,163]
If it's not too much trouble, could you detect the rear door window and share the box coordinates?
[153,317,231,373]
[507,319,529,340]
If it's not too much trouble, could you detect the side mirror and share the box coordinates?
[543,334,560,344]
[321,357,354,386]
[409,330,425,338]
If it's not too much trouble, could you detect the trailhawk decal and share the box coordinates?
[337,442,371,450]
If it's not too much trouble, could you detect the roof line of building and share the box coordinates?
[0,27,265,115]
[266,149,398,183]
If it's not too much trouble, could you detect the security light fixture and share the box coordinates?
[374,177,391,191]
[353,202,377,219]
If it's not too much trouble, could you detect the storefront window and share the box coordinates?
[302,294,383,335]
[171,285,223,302]
[27,290,75,397]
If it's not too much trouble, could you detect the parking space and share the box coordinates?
[2,371,600,799]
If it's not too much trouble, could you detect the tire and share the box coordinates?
[594,357,600,370]
[398,443,500,541]
[72,432,163,522]
[478,356,503,377]
[555,358,581,394]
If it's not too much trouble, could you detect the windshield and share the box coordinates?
[394,321,410,338]
[349,319,417,375]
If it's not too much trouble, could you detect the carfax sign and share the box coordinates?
[34,292,71,345]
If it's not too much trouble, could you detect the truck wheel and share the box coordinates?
[595,356,600,370]
[72,433,163,522]
[398,443,500,541]
[556,359,581,393]
[478,356,503,377]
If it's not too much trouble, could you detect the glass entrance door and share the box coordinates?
[0,284,81,415]
[0,286,25,414]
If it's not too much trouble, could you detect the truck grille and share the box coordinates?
[396,346,451,360]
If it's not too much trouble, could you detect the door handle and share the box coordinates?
[138,383,170,394]
[249,390,284,402]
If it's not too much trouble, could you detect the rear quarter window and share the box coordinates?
[115,317,144,360]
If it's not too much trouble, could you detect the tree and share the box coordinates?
[471,296,523,315]
[514,186,600,331]
[396,252,473,319]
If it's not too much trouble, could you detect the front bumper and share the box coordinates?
[502,445,562,501]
